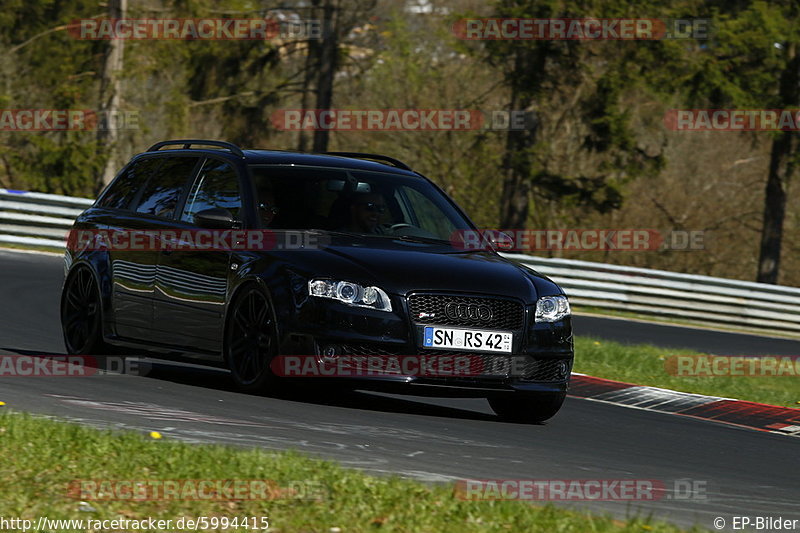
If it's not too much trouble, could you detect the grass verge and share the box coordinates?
[573,336,800,408]
[0,243,63,255]
[0,411,703,533]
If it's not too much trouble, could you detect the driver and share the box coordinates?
[342,192,387,234]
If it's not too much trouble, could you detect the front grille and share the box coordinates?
[406,294,524,330]
[329,343,569,382]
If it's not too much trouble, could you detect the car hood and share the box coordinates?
[280,236,562,301]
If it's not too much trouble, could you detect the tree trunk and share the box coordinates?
[312,0,338,153]
[96,0,126,191]
[756,43,799,284]
[499,54,536,228]
[757,132,795,283]
[298,2,320,152]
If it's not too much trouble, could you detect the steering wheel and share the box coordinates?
[389,223,414,231]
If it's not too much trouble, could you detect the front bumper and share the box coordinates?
[277,292,574,395]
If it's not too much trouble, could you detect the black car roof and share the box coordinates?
[133,147,420,177]
[243,150,418,175]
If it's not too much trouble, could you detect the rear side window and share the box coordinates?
[98,158,163,210]
[181,159,242,223]
[133,157,199,218]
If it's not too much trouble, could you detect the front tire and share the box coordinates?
[61,267,109,355]
[488,392,566,423]
[225,285,281,393]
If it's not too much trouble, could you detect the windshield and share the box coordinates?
[248,165,473,242]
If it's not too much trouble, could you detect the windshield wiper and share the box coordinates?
[394,234,451,245]
[320,229,465,248]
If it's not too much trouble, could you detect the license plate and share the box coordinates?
[422,326,513,353]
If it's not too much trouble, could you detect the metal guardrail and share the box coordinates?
[503,253,800,336]
[1,189,798,336]
[0,188,93,249]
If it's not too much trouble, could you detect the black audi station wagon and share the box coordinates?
[61,140,574,422]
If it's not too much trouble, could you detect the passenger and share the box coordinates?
[257,187,280,227]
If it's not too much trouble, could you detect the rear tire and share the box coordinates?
[61,267,110,355]
[225,285,282,394]
[488,392,566,423]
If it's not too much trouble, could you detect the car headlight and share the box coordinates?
[308,279,392,312]
[535,295,570,322]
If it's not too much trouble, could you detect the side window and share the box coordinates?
[98,158,162,210]
[181,159,242,224]
[401,186,457,238]
[133,157,199,218]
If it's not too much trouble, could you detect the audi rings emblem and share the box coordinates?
[444,302,492,321]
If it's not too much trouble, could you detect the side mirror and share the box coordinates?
[485,230,515,251]
[194,208,237,229]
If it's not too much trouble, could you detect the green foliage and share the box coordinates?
[687,1,796,107]
[0,0,105,192]
[0,0,286,193]
[2,134,102,196]
[468,0,689,221]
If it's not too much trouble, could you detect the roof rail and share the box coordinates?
[147,139,245,158]
[324,152,412,171]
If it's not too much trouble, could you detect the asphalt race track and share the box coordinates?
[1,249,798,529]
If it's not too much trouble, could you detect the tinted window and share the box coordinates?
[249,166,471,241]
[133,157,199,218]
[181,159,242,223]
[400,187,457,237]
[98,158,162,210]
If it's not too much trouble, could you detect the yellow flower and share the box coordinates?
[149,431,162,439]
